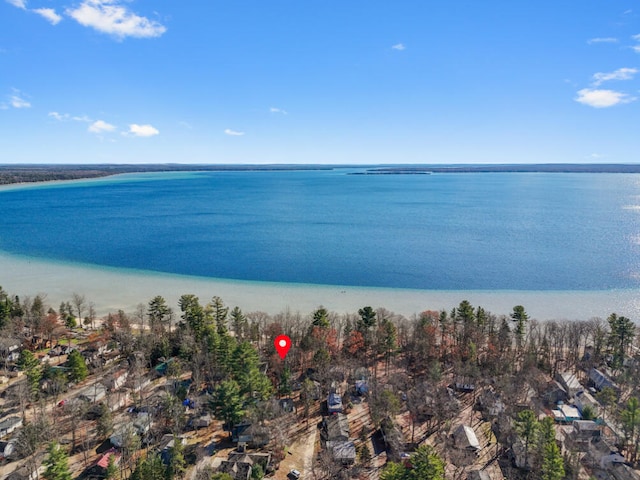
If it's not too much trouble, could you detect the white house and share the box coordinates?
[0,416,23,438]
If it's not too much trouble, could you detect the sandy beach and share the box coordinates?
[1,251,638,321]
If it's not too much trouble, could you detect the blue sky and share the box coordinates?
[1,1,640,164]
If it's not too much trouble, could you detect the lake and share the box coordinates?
[1,169,639,319]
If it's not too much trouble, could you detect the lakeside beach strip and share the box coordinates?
[1,250,638,322]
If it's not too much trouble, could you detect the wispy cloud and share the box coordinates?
[88,119,116,133]
[127,124,159,137]
[6,0,27,9]
[224,129,245,136]
[7,90,31,108]
[587,37,618,44]
[49,111,70,121]
[33,8,62,25]
[592,67,637,86]
[391,43,406,51]
[270,107,287,115]
[575,88,636,108]
[66,0,166,39]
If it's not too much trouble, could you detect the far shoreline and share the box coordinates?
[1,250,638,322]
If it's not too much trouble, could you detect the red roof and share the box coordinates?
[97,449,121,468]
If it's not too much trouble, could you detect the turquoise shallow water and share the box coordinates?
[1,169,639,291]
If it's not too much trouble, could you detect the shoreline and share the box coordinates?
[1,251,638,321]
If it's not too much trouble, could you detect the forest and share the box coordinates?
[0,285,639,480]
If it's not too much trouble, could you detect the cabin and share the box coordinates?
[589,368,617,392]
[569,420,600,448]
[77,383,107,403]
[327,392,343,414]
[96,448,121,470]
[574,390,601,417]
[556,372,583,398]
[0,337,22,363]
[452,425,481,453]
[106,369,129,391]
[323,413,350,442]
[218,451,271,480]
[326,440,356,464]
[552,404,582,423]
[0,416,23,438]
[0,439,16,460]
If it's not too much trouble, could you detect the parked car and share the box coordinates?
[289,469,301,479]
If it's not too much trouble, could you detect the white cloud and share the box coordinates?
[6,0,27,9]
[72,114,91,122]
[634,45,640,54]
[592,67,638,86]
[33,8,62,25]
[88,119,116,133]
[9,92,30,108]
[587,37,618,44]
[66,0,166,39]
[49,111,70,121]
[391,43,405,51]
[270,107,287,115]
[127,123,159,137]
[575,88,636,108]
[224,129,245,136]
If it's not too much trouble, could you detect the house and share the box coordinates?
[567,420,601,450]
[574,390,601,417]
[96,448,121,470]
[323,413,350,442]
[218,459,251,480]
[556,372,583,398]
[110,423,138,448]
[0,337,22,363]
[326,440,356,464]
[0,439,16,460]
[453,425,481,452]
[133,412,152,435]
[231,423,269,447]
[106,369,129,391]
[467,470,491,480]
[158,434,186,464]
[544,381,568,405]
[355,380,369,396]
[476,390,506,417]
[610,462,640,480]
[589,368,617,392]
[0,416,23,438]
[552,404,582,423]
[190,413,212,429]
[217,451,271,480]
[77,383,107,403]
[327,392,343,414]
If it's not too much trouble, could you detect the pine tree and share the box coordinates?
[67,349,88,382]
[538,417,565,480]
[42,442,72,480]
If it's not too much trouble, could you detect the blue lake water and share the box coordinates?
[1,169,640,292]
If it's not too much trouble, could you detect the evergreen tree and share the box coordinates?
[210,379,245,437]
[67,349,88,382]
[607,313,635,368]
[105,455,118,480]
[18,349,42,397]
[167,437,186,480]
[312,307,330,328]
[515,409,538,469]
[130,454,166,480]
[512,305,529,349]
[42,442,72,480]
[230,306,248,340]
[538,417,565,480]
[147,295,173,334]
[621,397,640,464]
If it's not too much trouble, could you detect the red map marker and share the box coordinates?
[274,334,291,359]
